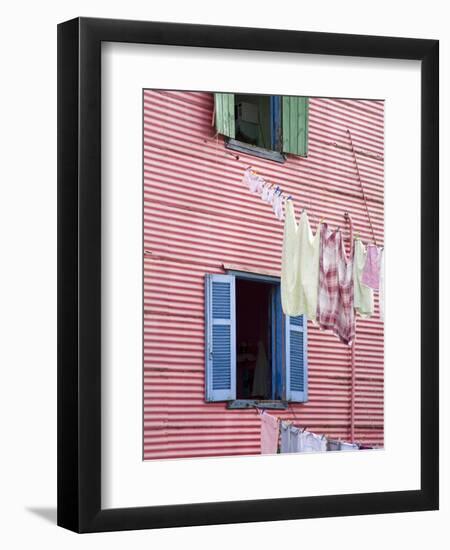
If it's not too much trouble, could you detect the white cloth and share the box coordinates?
[272,191,284,221]
[280,423,327,453]
[327,439,341,451]
[280,422,302,453]
[301,431,327,452]
[281,201,321,320]
[353,239,374,318]
[339,442,359,451]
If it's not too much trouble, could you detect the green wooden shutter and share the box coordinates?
[282,96,309,156]
[214,93,235,138]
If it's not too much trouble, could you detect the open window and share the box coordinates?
[204,272,308,407]
[214,93,309,162]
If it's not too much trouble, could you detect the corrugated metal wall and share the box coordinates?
[143,90,384,460]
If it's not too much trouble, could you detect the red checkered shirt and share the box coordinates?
[316,224,355,346]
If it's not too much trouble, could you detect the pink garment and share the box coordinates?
[361,244,381,290]
[260,411,279,455]
[316,224,355,346]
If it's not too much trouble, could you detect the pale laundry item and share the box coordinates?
[242,168,265,194]
[280,422,303,453]
[261,183,270,202]
[361,244,381,290]
[316,224,355,346]
[280,422,291,453]
[252,341,269,397]
[379,247,385,321]
[339,442,359,451]
[353,239,374,318]
[327,439,358,451]
[266,186,275,205]
[289,426,303,452]
[327,439,341,451]
[260,411,279,455]
[255,178,265,195]
[281,201,321,320]
[272,190,284,220]
[272,191,279,216]
[242,167,254,190]
[276,193,284,221]
[301,431,327,452]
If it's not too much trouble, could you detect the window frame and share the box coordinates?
[226,94,286,163]
[220,269,307,409]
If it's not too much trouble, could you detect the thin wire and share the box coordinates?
[346,129,378,246]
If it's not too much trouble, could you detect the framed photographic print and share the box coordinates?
[57,17,439,532]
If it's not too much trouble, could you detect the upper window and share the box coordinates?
[204,272,308,407]
[214,93,309,162]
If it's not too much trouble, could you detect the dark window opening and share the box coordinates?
[235,278,274,400]
[226,94,284,163]
[235,94,280,151]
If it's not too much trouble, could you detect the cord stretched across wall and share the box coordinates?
[347,128,378,246]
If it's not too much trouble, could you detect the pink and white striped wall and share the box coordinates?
[143,90,384,460]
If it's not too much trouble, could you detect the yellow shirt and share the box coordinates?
[281,201,320,320]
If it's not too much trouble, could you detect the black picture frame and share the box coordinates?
[57,17,439,533]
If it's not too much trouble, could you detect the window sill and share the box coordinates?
[227,400,288,410]
[226,139,286,164]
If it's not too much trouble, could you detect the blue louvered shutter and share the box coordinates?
[205,274,236,401]
[214,93,236,138]
[284,314,308,402]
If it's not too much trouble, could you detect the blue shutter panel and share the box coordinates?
[282,96,309,156]
[205,274,236,401]
[285,314,308,402]
[214,93,235,138]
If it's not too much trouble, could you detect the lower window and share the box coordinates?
[204,271,308,405]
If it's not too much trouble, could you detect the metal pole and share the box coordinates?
[345,211,356,444]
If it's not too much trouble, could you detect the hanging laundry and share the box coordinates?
[327,439,359,451]
[272,190,284,221]
[316,224,355,346]
[339,441,359,451]
[301,431,327,453]
[260,411,279,455]
[379,247,385,321]
[261,182,270,202]
[280,422,291,453]
[353,239,374,318]
[242,167,264,194]
[281,201,321,320]
[280,422,303,453]
[242,167,288,221]
[361,244,381,290]
[280,423,328,454]
[327,439,341,451]
[252,341,269,397]
[266,185,276,205]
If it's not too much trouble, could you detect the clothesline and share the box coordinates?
[242,165,380,247]
[258,409,373,455]
[241,164,385,344]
